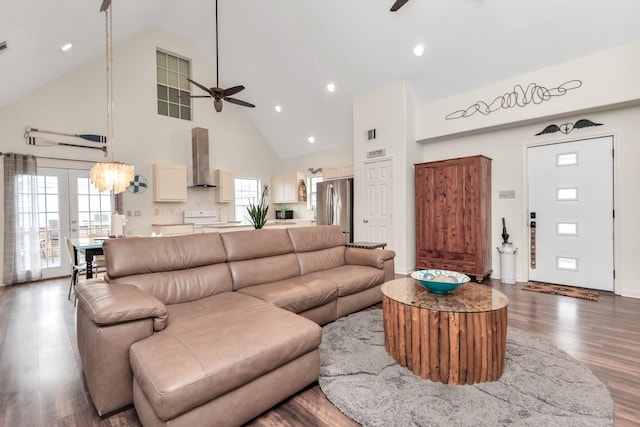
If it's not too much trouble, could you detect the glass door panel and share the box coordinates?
[36,168,70,278]
[69,170,112,238]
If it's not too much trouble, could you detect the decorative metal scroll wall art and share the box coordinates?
[445,79,582,120]
[534,119,603,136]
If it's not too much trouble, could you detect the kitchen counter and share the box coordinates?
[202,219,316,233]
[152,223,195,236]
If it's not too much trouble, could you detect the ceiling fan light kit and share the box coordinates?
[188,0,254,112]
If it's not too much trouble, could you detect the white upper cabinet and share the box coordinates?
[272,171,304,203]
[214,169,235,203]
[323,163,353,180]
[152,163,187,202]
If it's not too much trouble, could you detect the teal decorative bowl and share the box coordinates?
[410,269,471,294]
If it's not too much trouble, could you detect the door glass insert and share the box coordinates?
[556,152,579,167]
[556,256,578,271]
[36,175,61,268]
[556,222,578,236]
[76,177,112,237]
[556,187,579,201]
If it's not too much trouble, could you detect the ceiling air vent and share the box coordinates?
[0,41,7,52]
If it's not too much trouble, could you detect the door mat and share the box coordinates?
[522,282,599,302]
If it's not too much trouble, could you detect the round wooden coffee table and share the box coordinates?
[381,278,509,385]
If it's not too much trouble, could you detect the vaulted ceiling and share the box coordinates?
[2,0,640,159]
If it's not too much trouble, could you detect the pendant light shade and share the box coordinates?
[90,0,134,194]
[90,162,134,193]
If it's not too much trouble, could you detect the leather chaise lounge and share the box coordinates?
[75,225,395,426]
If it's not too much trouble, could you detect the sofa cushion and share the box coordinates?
[221,228,293,261]
[104,233,227,279]
[228,253,301,291]
[287,225,346,252]
[304,265,385,297]
[236,277,338,314]
[296,246,345,276]
[130,292,321,421]
[110,264,233,305]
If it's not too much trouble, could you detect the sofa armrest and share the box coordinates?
[345,248,396,269]
[76,279,168,331]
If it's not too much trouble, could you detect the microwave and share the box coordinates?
[276,210,294,219]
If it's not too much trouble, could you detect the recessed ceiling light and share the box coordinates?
[308,136,316,143]
[326,82,336,93]
[274,105,282,112]
[413,44,424,57]
[61,43,73,52]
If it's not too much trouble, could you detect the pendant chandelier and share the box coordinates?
[90,0,134,194]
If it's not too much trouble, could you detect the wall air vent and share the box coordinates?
[0,41,7,52]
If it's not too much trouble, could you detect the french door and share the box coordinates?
[36,167,112,279]
[527,136,614,291]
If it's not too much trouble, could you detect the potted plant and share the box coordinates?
[247,186,269,229]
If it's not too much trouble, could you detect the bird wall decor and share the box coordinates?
[535,119,603,136]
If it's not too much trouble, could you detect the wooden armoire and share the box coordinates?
[415,155,492,282]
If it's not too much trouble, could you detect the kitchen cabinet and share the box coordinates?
[152,223,194,236]
[152,163,187,202]
[214,169,235,203]
[272,171,304,203]
[415,155,492,282]
[323,163,354,180]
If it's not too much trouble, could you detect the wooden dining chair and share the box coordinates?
[65,237,106,305]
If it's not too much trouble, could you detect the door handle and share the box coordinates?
[363,219,369,223]
[530,212,536,269]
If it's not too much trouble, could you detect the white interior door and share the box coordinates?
[361,159,394,249]
[528,136,614,291]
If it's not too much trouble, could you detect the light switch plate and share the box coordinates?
[499,190,516,199]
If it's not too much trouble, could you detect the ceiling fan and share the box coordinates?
[390,0,410,12]
[187,0,255,112]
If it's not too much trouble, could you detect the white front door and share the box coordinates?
[527,136,614,291]
[362,159,394,249]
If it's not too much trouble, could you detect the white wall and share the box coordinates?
[416,41,640,141]
[417,105,640,299]
[0,27,280,284]
[353,81,421,274]
[412,42,640,298]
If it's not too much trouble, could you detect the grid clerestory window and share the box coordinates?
[156,50,192,120]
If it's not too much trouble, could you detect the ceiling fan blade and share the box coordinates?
[225,97,255,108]
[390,0,409,11]
[214,98,223,112]
[188,96,213,99]
[187,78,215,96]
[222,85,245,97]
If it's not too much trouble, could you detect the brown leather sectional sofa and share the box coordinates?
[75,225,395,426]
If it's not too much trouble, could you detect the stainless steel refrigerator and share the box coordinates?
[316,178,354,243]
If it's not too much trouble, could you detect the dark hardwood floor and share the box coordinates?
[1,277,638,426]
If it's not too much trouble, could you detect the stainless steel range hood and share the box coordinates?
[191,127,216,187]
